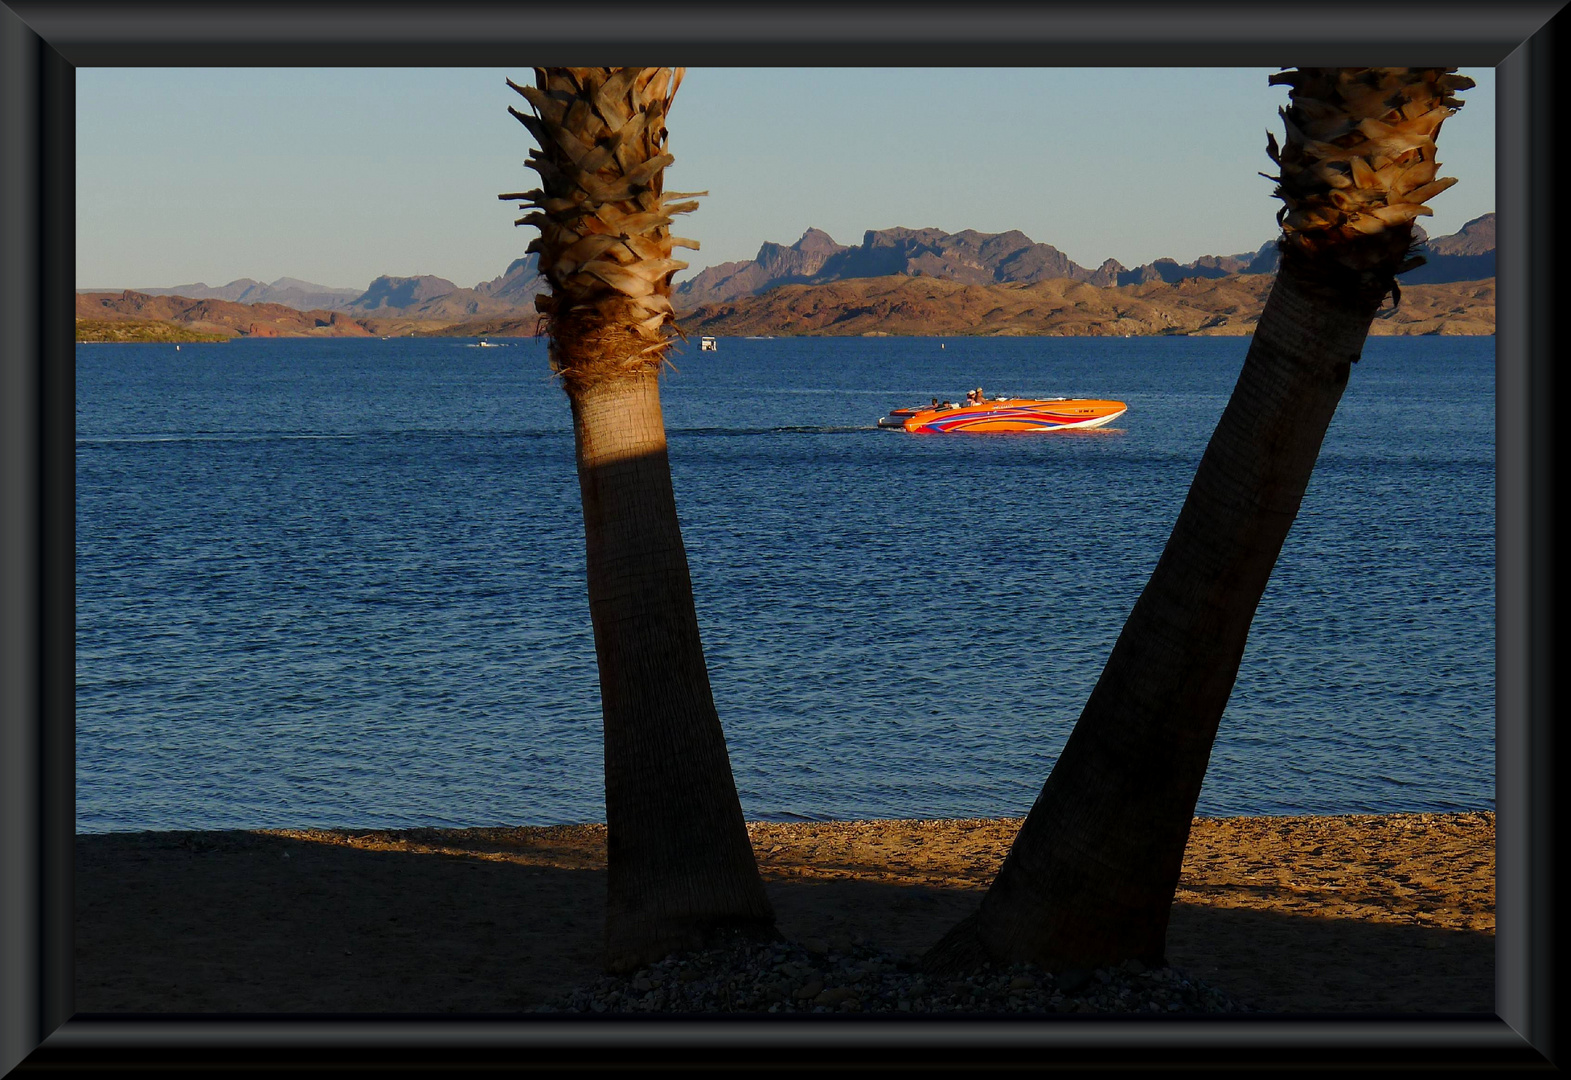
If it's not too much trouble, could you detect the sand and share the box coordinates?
[73,811,1494,1015]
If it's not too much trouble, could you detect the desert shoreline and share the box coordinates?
[75,810,1493,1016]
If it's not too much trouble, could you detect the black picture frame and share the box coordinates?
[1,1,1559,1070]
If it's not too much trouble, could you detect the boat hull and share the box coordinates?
[894,399,1127,433]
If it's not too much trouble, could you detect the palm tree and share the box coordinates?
[924,68,1474,975]
[501,67,775,972]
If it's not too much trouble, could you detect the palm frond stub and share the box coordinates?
[501,67,703,391]
[1266,68,1473,281]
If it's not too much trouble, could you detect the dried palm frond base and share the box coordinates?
[503,67,703,396]
[543,305,683,392]
[1265,67,1473,287]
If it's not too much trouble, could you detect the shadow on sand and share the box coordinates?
[74,830,1491,1015]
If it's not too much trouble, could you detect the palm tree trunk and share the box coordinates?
[569,367,776,971]
[926,253,1388,972]
[502,67,776,972]
[924,67,1472,976]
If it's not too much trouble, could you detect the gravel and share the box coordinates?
[535,933,1254,1016]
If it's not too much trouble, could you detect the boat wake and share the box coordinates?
[671,425,882,437]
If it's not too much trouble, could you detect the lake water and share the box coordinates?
[75,334,1496,832]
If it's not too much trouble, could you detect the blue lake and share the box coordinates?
[75,334,1495,832]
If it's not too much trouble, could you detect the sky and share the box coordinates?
[76,67,1496,292]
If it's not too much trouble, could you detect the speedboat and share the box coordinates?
[878,396,1127,433]
[700,336,717,351]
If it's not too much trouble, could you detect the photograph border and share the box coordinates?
[2,1,1559,1070]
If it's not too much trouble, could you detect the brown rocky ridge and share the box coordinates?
[682,273,1494,338]
[76,291,377,339]
[77,272,1493,343]
[77,215,1494,341]
[674,217,1495,306]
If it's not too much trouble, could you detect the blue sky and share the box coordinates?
[76,67,1496,291]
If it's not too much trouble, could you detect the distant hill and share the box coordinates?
[474,255,548,307]
[682,274,1494,338]
[75,318,230,343]
[76,266,1493,341]
[76,291,376,339]
[675,227,1278,306]
[346,275,463,312]
[1399,214,1496,285]
[672,217,1492,306]
[96,277,365,311]
[82,261,550,321]
[77,214,1492,339]
[342,276,525,322]
[74,289,524,341]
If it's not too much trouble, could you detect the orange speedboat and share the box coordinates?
[878,396,1127,433]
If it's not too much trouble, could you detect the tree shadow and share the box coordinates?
[75,830,607,1013]
[75,830,1491,1015]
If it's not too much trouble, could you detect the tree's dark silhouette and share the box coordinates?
[503,67,775,973]
[924,67,1475,975]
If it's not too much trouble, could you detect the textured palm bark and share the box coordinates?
[570,367,776,972]
[923,252,1394,974]
[506,67,776,972]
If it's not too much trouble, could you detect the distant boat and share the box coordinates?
[700,336,717,351]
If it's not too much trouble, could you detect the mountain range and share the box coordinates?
[681,273,1494,339]
[88,256,549,317]
[77,215,1494,339]
[83,214,1493,322]
[674,214,1495,305]
[95,276,366,311]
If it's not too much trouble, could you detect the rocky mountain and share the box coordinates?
[77,265,1494,341]
[473,255,548,307]
[100,276,365,311]
[1109,241,1283,285]
[671,215,1492,306]
[682,274,1494,339]
[675,226,1281,305]
[76,290,375,338]
[1428,213,1495,256]
[354,285,524,322]
[78,214,1492,338]
[337,274,540,322]
[257,277,366,310]
[677,228,849,306]
[83,260,551,320]
[1400,213,1495,285]
[345,275,463,312]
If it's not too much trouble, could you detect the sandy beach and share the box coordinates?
[73,811,1493,1015]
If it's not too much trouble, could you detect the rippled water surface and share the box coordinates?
[76,335,1495,831]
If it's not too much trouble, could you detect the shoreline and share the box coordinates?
[76,811,1493,1015]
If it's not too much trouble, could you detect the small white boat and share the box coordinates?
[700,336,717,351]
